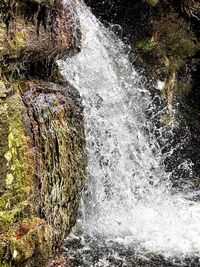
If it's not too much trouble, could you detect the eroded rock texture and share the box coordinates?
[0,0,79,59]
[23,80,86,249]
[0,1,86,266]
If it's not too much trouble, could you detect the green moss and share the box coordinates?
[153,14,198,72]
[138,40,155,52]
[15,32,26,51]
[2,94,33,210]
[0,80,87,265]
[0,212,14,234]
[0,201,29,233]
[146,0,159,6]
[10,220,53,265]
[0,217,52,266]
[0,191,29,211]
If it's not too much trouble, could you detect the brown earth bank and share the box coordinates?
[0,1,86,266]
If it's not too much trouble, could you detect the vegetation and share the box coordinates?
[0,1,86,266]
[146,0,159,6]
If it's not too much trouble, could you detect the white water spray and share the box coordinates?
[58,0,200,260]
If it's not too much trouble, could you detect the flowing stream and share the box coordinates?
[58,1,200,266]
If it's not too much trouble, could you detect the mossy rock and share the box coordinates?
[0,80,87,266]
[0,0,80,63]
[22,80,87,247]
[0,1,84,265]
[9,218,53,266]
[0,217,53,267]
[0,87,34,211]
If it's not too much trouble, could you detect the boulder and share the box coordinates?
[0,1,86,266]
[0,80,86,266]
[0,0,80,61]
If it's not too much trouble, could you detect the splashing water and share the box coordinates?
[58,0,200,264]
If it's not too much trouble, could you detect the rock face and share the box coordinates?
[0,1,86,266]
[23,80,86,248]
[0,0,79,60]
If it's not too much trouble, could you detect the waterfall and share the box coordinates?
[58,0,200,264]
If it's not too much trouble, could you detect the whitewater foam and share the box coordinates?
[58,0,200,259]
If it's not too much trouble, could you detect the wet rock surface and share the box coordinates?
[0,1,86,266]
[23,79,86,249]
[0,0,80,60]
[63,237,200,267]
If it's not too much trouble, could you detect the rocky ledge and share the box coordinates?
[0,1,86,266]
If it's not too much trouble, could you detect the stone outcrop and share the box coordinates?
[0,0,79,60]
[23,80,86,249]
[0,1,86,266]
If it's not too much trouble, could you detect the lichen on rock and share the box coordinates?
[0,80,86,267]
[0,0,86,266]
[23,80,87,249]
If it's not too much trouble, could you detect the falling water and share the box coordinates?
[58,1,200,265]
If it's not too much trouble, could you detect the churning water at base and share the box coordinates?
[58,1,200,265]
